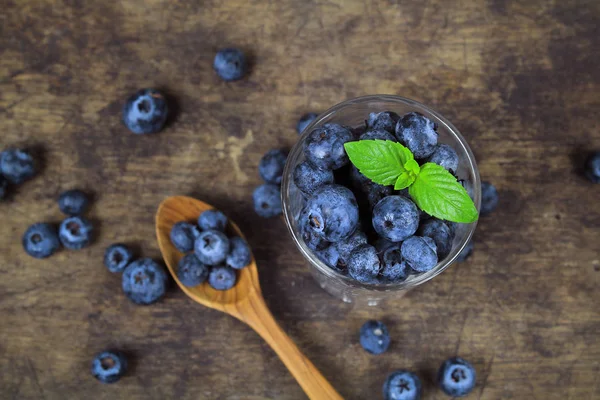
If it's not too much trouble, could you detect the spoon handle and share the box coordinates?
[237,292,344,400]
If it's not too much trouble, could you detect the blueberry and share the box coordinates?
[359,320,390,354]
[213,48,247,81]
[335,230,368,266]
[456,240,474,262]
[194,230,230,265]
[395,112,438,159]
[418,219,454,259]
[293,161,335,196]
[58,189,90,215]
[383,370,422,400]
[427,144,459,173]
[59,216,93,250]
[349,165,371,188]
[91,351,127,384]
[177,253,209,287]
[480,181,498,215]
[208,265,237,290]
[226,237,251,269]
[103,243,133,273]
[360,129,397,142]
[381,245,409,282]
[316,245,344,272]
[303,123,353,170]
[22,223,60,259]
[253,184,282,218]
[347,244,381,283]
[366,183,393,209]
[299,208,331,251]
[0,175,7,200]
[259,149,287,184]
[302,184,359,242]
[585,152,600,183]
[367,111,400,133]
[170,221,200,253]
[122,258,167,305]
[372,196,419,242]
[401,236,438,272]
[0,149,36,184]
[122,89,168,134]
[297,112,318,134]
[438,357,476,397]
[374,237,395,254]
[198,209,228,232]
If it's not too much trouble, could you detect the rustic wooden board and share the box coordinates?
[1,0,599,399]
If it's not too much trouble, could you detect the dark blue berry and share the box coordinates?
[456,240,473,262]
[170,221,200,253]
[91,351,127,384]
[303,184,359,242]
[122,89,168,134]
[585,152,600,183]
[226,237,251,269]
[104,243,133,273]
[418,219,454,259]
[122,258,167,305]
[401,236,438,272]
[194,230,230,265]
[208,265,237,290]
[395,112,438,159]
[213,48,247,81]
[334,230,368,266]
[360,129,397,142]
[428,144,459,173]
[366,183,393,209]
[374,237,395,254]
[372,196,419,242]
[303,123,353,170]
[383,370,422,400]
[316,245,344,272]
[0,149,36,184]
[293,161,334,196]
[438,357,476,397]
[381,245,409,282]
[0,175,7,200]
[297,112,318,134]
[198,209,228,232]
[22,223,60,259]
[349,165,371,188]
[360,320,390,354]
[253,184,282,218]
[347,244,381,283]
[259,149,287,184]
[299,208,331,251]
[367,111,400,133]
[59,216,93,250]
[480,181,498,215]
[177,253,209,287]
[58,189,90,215]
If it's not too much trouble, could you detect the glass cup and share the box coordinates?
[281,95,481,306]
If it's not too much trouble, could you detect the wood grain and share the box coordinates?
[1,0,599,399]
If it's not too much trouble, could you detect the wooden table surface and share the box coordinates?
[1,0,599,399]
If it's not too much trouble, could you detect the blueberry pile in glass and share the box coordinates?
[293,110,472,284]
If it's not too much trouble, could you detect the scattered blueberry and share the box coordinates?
[59,216,93,250]
[104,243,133,273]
[0,148,36,184]
[395,112,438,159]
[226,236,251,269]
[297,112,318,134]
[347,244,381,283]
[91,351,127,384]
[253,184,282,218]
[0,175,8,200]
[418,219,454,259]
[584,152,600,183]
[213,48,247,81]
[22,223,60,259]
[293,161,335,196]
[299,208,331,251]
[334,230,368,266]
[58,189,90,215]
[259,149,287,184]
[360,129,397,142]
[122,258,167,305]
[372,196,419,242]
[177,253,209,287]
[359,320,390,355]
[428,144,459,173]
[367,111,400,133]
[302,184,359,242]
[401,236,438,272]
[122,88,168,134]
[304,123,353,170]
[208,265,237,290]
[198,209,228,232]
[383,370,422,400]
[194,230,230,265]
[170,221,200,253]
[456,239,474,262]
[480,181,498,215]
[381,245,409,282]
[437,357,476,397]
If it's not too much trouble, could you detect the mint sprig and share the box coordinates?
[343,140,478,223]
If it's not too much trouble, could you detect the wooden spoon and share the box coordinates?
[156,196,343,400]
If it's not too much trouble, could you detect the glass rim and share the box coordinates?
[281,94,481,291]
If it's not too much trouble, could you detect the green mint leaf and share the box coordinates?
[404,159,420,176]
[408,163,478,223]
[344,140,414,186]
[394,172,416,190]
